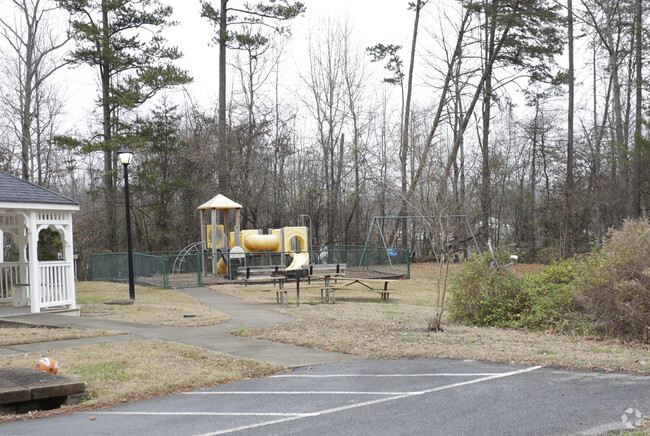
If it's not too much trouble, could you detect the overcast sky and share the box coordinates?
[50,0,419,128]
[162,0,416,108]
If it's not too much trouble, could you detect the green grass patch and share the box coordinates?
[77,362,136,382]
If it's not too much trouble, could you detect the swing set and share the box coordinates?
[359,215,481,269]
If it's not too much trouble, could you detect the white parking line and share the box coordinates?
[88,412,312,417]
[270,373,507,378]
[199,365,542,435]
[83,366,542,436]
[184,391,418,395]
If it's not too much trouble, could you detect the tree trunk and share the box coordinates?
[529,100,539,255]
[396,0,423,250]
[218,0,228,192]
[632,0,642,217]
[101,0,117,252]
[21,17,34,181]
[565,0,574,258]
[479,3,497,248]
[605,6,629,214]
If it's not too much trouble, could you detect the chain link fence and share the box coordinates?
[90,245,409,289]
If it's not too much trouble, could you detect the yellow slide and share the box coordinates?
[286,252,309,271]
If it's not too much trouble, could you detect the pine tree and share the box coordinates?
[56,0,191,251]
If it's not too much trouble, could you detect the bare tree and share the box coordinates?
[580,0,634,217]
[631,0,643,217]
[0,0,69,182]
[566,0,575,257]
[341,23,370,244]
[300,19,349,244]
[368,1,427,249]
[201,0,305,195]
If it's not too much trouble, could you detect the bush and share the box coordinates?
[449,217,650,340]
[449,251,581,330]
[575,217,650,340]
[448,251,527,328]
[517,260,580,331]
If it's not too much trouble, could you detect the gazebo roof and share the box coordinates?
[198,194,242,210]
[0,171,79,208]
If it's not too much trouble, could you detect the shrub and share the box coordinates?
[449,217,650,340]
[517,260,580,331]
[575,217,650,340]
[449,252,581,331]
[448,251,527,327]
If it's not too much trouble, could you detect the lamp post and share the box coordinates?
[118,148,135,300]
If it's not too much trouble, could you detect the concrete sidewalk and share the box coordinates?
[0,288,359,368]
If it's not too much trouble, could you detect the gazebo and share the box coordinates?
[0,171,80,314]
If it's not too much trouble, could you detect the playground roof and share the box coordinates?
[198,194,242,210]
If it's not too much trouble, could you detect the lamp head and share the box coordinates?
[118,148,133,165]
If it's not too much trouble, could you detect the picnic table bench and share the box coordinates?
[240,265,285,281]
[327,277,399,302]
[247,275,290,303]
[307,263,346,277]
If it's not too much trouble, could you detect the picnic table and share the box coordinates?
[262,275,399,305]
[253,264,401,306]
[288,275,399,304]
[263,272,342,306]
[289,272,341,306]
[274,264,346,306]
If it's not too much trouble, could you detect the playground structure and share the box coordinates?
[92,196,412,290]
[186,194,311,279]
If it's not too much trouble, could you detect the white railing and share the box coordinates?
[38,261,73,308]
[1,261,73,309]
[37,211,67,223]
[0,262,23,302]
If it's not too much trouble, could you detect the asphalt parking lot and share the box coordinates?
[1,358,648,435]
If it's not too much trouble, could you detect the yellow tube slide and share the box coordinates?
[243,234,281,252]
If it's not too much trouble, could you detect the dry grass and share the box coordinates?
[0,340,286,422]
[214,262,650,374]
[0,325,123,347]
[0,282,278,420]
[77,281,230,327]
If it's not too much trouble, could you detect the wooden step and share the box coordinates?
[0,367,85,414]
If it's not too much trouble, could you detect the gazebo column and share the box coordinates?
[62,215,76,308]
[16,214,28,290]
[26,211,40,313]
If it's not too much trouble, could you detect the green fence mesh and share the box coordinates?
[90,245,409,288]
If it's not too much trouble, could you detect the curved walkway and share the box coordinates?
[0,288,358,368]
